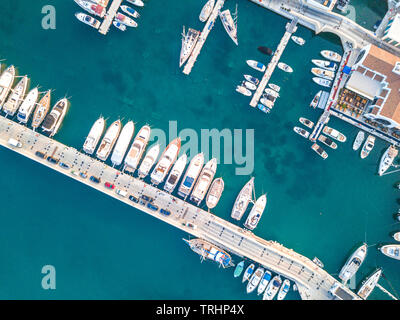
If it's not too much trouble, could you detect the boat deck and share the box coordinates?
[98,0,123,35]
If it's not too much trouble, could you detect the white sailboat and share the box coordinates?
[352,131,365,151]
[231,177,254,221]
[205,177,224,209]
[199,0,215,22]
[3,75,29,117]
[357,268,382,300]
[179,27,200,68]
[378,145,398,176]
[246,267,264,294]
[243,194,267,230]
[219,6,238,45]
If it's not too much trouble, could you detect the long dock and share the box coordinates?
[0,115,360,300]
[98,0,123,35]
[249,18,297,107]
[183,0,225,75]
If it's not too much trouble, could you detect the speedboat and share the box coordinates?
[116,12,138,27]
[75,12,101,29]
[206,177,224,209]
[244,194,267,230]
[242,263,255,283]
[190,158,217,205]
[74,0,106,18]
[113,20,127,31]
[231,177,254,221]
[138,144,161,178]
[199,0,215,22]
[323,126,346,142]
[277,279,290,300]
[277,62,293,73]
[121,5,140,18]
[264,88,279,98]
[263,275,282,300]
[126,0,144,7]
[310,90,322,108]
[318,135,337,149]
[236,85,251,96]
[124,125,151,172]
[393,231,400,242]
[257,270,272,295]
[299,117,314,129]
[219,9,238,45]
[111,121,135,166]
[31,90,51,129]
[379,145,398,176]
[3,75,28,117]
[352,130,365,151]
[0,65,15,108]
[244,75,259,85]
[321,50,342,63]
[41,98,69,137]
[246,60,265,72]
[244,81,256,91]
[83,116,106,155]
[179,27,200,67]
[312,59,337,71]
[96,119,122,160]
[257,46,273,56]
[17,87,39,123]
[260,97,274,109]
[291,36,305,45]
[357,268,382,300]
[246,267,264,294]
[360,135,375,159]
[234,261,244,278]
[313,77,331,88]
[339,243,368,284]
[311,67,334,80]
[380,244,400,260]
[257,103,270,114]
[293,126,310,139]
[164,154,188,193]
[311,143,328,159]
[268,83,280,92]
[178,153,205,198]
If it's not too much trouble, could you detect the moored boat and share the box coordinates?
[291,36,305,45]
[0,65,15,108]
[121,5,140,18]
[3,75,28,117]
[190,158,217,205]
[268,83,280,92]
[257,103,270,114]
[206,177,224,209]
[277,62,293,73]
[126,0,144,7]
[310,90,322,108]
[393,231,400,242]
[311,143,328,159]
[263,275,282,300]
[243,194,267,230]
[257,46,273,56]
[357,268,382,300]
[111,121,135,166]
[260,97,274,109]
[74,0,106,18]
[178,153,205,198]
[83,116,106,155]
[353,130,365,151]
[138,144,160,178]
[323,126,346,142]
[113,20,127,31]
[164,154,188,193]
[277,279,290,300]
[299,117,314,129]
[257,270,272,295]
[179,27,200,67]
[31,90,51,129]
[231,177,254,221]
[41,98,69,137]
[219,9,238,45]
[16,87,39,123]
[236,85,251,96]
[246,267,264,294]
[321,50,342,63]
[312,59,337,72]
[96,119,122,161]
[318,135,337,149]
[124,125,151,172]
[234,261,244,278]
[311,67,334,80]
[360,135,375,159]
[379,145,398,176]
[199,0,215,22]
[116,12,138,28]
[242,263,254,283]
[339,243,368,283]
[293,126,310,139]
[244,75,259,85]
[380,244,400,260]
[244,81,256,91]
[75,12,101,29]
[313,77,331,88]
[246,60,265,72]
[264,88,279,97]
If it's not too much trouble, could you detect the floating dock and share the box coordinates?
[249,18,297,108]
[98,0,123,35]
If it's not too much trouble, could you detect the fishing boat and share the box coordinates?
[183,238,233,268]
[31,90,51,129]
[299,117,314,129]
[231,177,254,221]
[178,153,204,198]
[321,50,342,63]
[291,36,305,45]
[360,135,375,159]
[244,81,256,91]
[323,126,346,142]
[75,12,101,29]
[219,8,238,45]
[311,59,337,72]
[257,46,273,56]
[206,177,224,209]
[311,143,328,159]
[124,125,151,172]
[268,83,280,92]
[277,279,290,300]
[244,194,267,230]
[257,103,270,114]
[311,67,334,80]
[352,131,365,151]
[246,267,264,294]
[138,144,160,178]
[264,88,279,98]
[236,85,251,96]
[312,77,331,88]
[293,126,310,139]
[277,62,293,73]
[318,135,337,149]
[3,76,28,117]
[378,145,398,176]
[393,231,400,242]
[244,75,259,85]
[126,0,144,7]
[16,87,39,123]
[190,158,217,205]
[339,243,368,283]
[310,90,322,108]
[83,116,106,155]
[164,154,188,193]
[257,271,272,295]
[150,137,181,185]
[96,119,122,161]
[179,27,200,67]
[380,244,400,260]
[41,98,69,137]
[116,13,138,28]
[74,0,106,18]
[0,65,15,107]
[199,0,215,22]
[121,5,140,18]
[111,121,135,166]
[113,20,127,31]
[263,275,282,300]
[246,60,265,72]
[233,261,244,278]
[242,263,254,283]
[357,268,382,300]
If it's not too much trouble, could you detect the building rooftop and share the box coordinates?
[345,71,382,100]
[385,13,400,44]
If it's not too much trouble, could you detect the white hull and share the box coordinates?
[178,153,204,198]
[231,177,254,220]
[96,120,122,161]
[164,154,188,193]
[242,263,254,283]
[360,135,375,159]
[17,87,39,123]
[268,83,280,92]
[263,276,282,300]
[31,90,51,129]
[116,12,138,28]
[264,88,279,97]
[75,12,101,29]
[257,271,272,295]
[311,143,328,159]
[321,50,342,63]
[83,117,106,155]
[291,36,305,45]
[310,90,322,108]
[121,5,140,18]
[206,177,224,209]
[311,67,334,80]
[244,75,259,85]
[138,144,160,178]
[124,125,151,172]
[126,0,144,7]
[74,0,106,18]
[180,28,200,67]
[246,60,265,72]
[150,138,181,185]
[244,81,256,91]
[277,279,290,300]
[312,77,331,88]
[352,131,365,151]
[0,65,15,107]
[357,268,382,300]
[339,243,367,283]
[244,194,266,230]
[378,145,398,176]
[199,0,215,22]
[278,62,293,73]
[380,244,400,260]
[293,126,310,139]
[236,85,251,96]
[219,9,238,45]
[246,267,264,294]
[190,158,217,205]
[312,59,337,72]
[111,121,135,166]
[3,76,28,117]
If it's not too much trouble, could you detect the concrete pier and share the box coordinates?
[98,0,123,35]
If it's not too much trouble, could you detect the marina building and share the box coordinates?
[304,0,337,11]
[382,13,400,48]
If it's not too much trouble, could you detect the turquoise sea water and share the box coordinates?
[0,0,399,299]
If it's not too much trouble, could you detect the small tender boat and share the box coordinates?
[3,75,29,117]
[380,244,400,260]
[353,131,365,151]
[357,268,382,300]
[206,177,224,209]
[268,83,280,92]
[299,117,314,129]
[121,5,140,18]
[96,119,122,161]
[236,85,251,96]
[219,8,238,45]
[277,62,293,73]
[244,81,257,91]
[126,0,144,7]
[244,194,267,230]
[113,20,127,31]
[257,46,273,56]
[339,243,368,284]
[291,36,305,45]
[231,177,254,221]
[379,145,398,176]
[138,144,161,178]
[312,59,337,72]
[74,0,106,18]
[264,88,279,98]
[323,126,346,142]
[233,261,244,278]
[360,135,375,159]
[199,0,215,22]
[151,137,181,185]
[164,154,188,193]
[246,60,266,72]
[393,231,400,242]
[180,27,200,67]
[257,270,272,295]
[75,12,101,29]
[83,116,106,155]
[311,67,335,80]
[246,267,264,294]
[313,77,331,88]
[111,121,135,166]
[257,103,270,114]
[242,263,255,283]
[116,12,138,27]
[190,158,217,205]
[0,65,16,108]
[263,275,282,300]
[31,90,51,129]
[321,50,342,63]
[293,126,310,139]
[124,125,151,172]
[178,153,205,198]
[17,87,39,123]
[277,279,290,300]
[311,143,328,159]
[244,75,259,85]
[318,135,337,149]
[310,90,322,108]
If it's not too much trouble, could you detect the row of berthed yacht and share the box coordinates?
[0,64,69,137]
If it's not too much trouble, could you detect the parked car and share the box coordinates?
[90,176,100,183]
[129,195,139,203]
[59,162,70,169]
[147,203,159,211]
[105,182,115,189]
[160,209,171,216]
[116,189,127,197]
[47,156,59,164]
[35,151,47,159]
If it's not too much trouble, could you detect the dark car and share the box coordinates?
[160,209,171,216]
[129,195,139,203]
[35,151,47,159]
[47,156,59,164]
[90,176,100,183]
[141,195,154,202]
[147,203,159,211]
[59,162,70,169]
[79,172,87,179]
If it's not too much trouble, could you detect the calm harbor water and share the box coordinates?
[0,0,398,299]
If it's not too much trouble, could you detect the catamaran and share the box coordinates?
[311,143,328,159]
[299,117,314,129]
[360,135,375,159]
[138,144,160,178]
[96,119,122,161]
[379,244,400,260]
[236,85,251,96]
[178,153,204,198]
[257,270,272,295]
[312,59,337,72]
[310,90,322,108]
[293,126,310,139]
[116,12,138,28]
[277,62,293,73]
[246,267,264,294]
[244,194,267,230]
[126,0,144,7]
[124,125,151,173]
[41,98,69,137]
[318,135,337,149]
[263,275,282,300]
[353,131,365,151]
[378,145,398,176]
[190,158,217,205]
[31,90,51,129]
[3,75,28,117]
[323,126,346,142]
[121,5,140,18]
[150,137,181,185]
[234,261,244,278]
[199,0,215,22]
[244,75,259,85]
[339,243,367,284]
[164,154,188,193]
[179,27,200,68]
[268,83,280,92]
[231,177,254,221]
[75,12,101,29]
[291,36,305,45]
[219,8,238,45]
[83,116,106,155]
[0,65,15,107]
[311,67,334,80]
[313,77,331,88]
[111,121,135,166]
[321,50,342,63]
[74,0,106,18]
[16,87,39,123]
[246,60,265,72]
[206,177,224,209]
[277,279,290,300]
[242,263,254,283]
[357,268,382,300]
